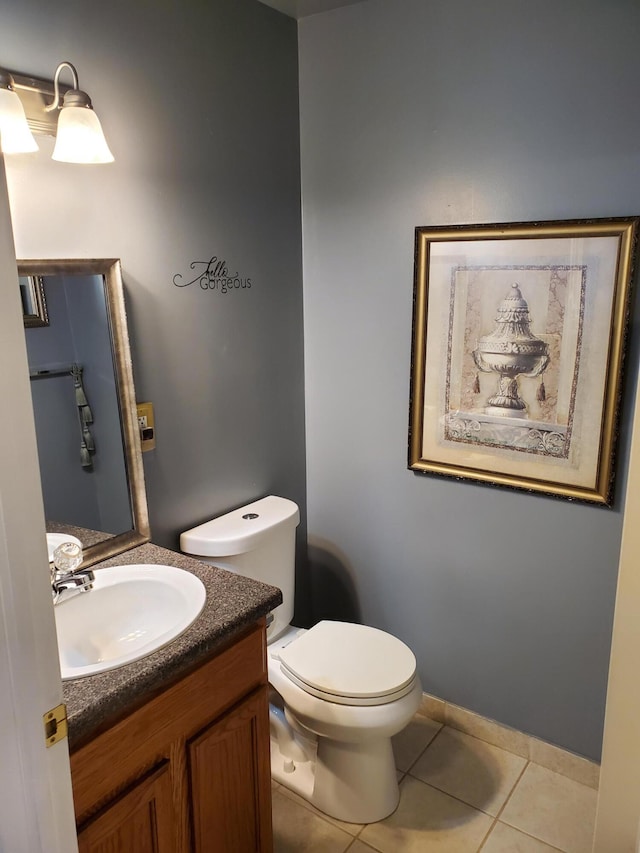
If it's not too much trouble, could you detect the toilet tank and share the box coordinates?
[180,495,300,641]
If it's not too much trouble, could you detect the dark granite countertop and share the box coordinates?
[61,541,282,750]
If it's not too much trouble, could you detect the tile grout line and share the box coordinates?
[475,815,499,852]
[402,772,518,825]
[274,784,365,842]
[474,760,532,853]
[350,816,366,843]
[345,824,385,853]
[400,720,445,776]
[494,758,530,822]
[483,759,570,852]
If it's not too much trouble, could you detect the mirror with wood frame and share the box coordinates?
[19,258,150,567]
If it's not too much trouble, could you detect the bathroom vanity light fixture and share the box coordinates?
[0,70,38,154]
[0,61,114,163]
[45,62,113,163]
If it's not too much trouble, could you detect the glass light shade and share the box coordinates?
[0,87,38,154]
[52,105,114,163]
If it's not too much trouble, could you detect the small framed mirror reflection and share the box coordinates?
[20,273,49,327]
[19,258,150,568]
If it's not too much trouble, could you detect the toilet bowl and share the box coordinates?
[180,496,422,823]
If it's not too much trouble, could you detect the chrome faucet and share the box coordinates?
[51,541,94,603]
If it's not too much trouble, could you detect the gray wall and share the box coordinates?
[298,0,640,760]
[3,0,307,576]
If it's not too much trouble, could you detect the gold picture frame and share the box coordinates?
[408,217,638,505]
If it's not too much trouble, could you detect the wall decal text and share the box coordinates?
[173,256,252,293]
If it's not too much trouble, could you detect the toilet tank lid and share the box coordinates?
[180,495,300,557]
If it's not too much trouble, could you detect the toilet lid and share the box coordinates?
[278,621,417,701]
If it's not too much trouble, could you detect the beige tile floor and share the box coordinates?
[271,714,597,852]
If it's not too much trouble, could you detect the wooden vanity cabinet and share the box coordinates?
[70,620,273,853]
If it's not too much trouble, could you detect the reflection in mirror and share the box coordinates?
[19,258,150,568]
[20,273,49,327]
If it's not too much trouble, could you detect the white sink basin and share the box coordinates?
[55,564,206,680]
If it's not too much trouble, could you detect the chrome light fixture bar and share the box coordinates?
[0,61,114,163]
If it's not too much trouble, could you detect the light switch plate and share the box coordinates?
[136,402,156,451]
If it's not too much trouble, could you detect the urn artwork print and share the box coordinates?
[408,218,638,504]
[471,282,550,419]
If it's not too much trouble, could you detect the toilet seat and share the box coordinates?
[277,621,417,707]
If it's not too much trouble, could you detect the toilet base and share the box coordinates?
[313,735,399,823]
[270,729,400,824]
[271,736,316,800]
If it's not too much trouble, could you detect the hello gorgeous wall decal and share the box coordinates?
[173,256,252,293]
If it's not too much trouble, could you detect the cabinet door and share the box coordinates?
[77,762,174,853]
[189,686,273,853]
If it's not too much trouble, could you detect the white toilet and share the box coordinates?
[180,495,422,824]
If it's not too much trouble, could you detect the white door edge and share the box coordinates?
[0,153,78,853]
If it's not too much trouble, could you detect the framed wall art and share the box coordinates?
[19,274,49,328]
[408,217,638,505]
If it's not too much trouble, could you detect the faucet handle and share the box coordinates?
[52,541,83,574]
